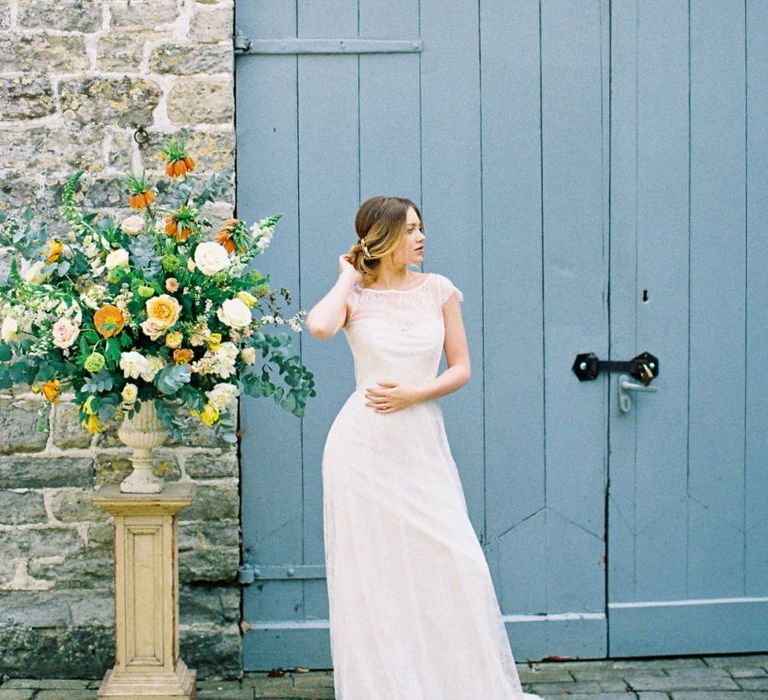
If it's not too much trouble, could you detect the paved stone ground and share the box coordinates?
[1,654,767,699]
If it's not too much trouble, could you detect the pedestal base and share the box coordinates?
[98,659,196,699]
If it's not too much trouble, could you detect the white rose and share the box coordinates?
[140,356,165,382]
[23,260,48,285]
[206,382,240,411]
[193,241,230,276]
[51,317,80,349]
[121,383,138,403]
[240,347,256,365]
[217,298,252,329]
[1,316,18,343]
[119,351,151,380]
[121,215,145,236]
[105,248,129,270]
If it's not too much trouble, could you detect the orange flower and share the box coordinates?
[173,348,194,365]
[43,239,64,264]
[41,379,60,404]
[165,215,191,242]
[93,304,125,338]
[214,224,237,254]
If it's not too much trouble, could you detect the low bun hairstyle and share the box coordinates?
[348,196,423,278]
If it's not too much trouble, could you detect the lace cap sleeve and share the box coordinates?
[343,284,361,326]
[432,273,464,305]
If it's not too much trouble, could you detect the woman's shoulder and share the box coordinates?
[426,272,464,304]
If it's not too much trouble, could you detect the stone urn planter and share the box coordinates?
[117,400,168,494]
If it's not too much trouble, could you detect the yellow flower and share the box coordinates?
[145,294,181,331]
[41,379,60,404]
[236,291,257,309]
[165,331,183,349]
[82,414,101,433]
[43,239,64,264]
[206,333,222,351]
[83,395,96,415]
[192,403,219,426]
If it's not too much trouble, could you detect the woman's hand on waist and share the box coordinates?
[364,380,424,414]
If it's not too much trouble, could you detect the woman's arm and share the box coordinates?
[418,292,471,398]
[306,255,360,340]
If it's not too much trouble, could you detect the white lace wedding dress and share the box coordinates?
[322,272,541,699]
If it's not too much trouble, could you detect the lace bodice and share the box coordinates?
[342,273,463,392]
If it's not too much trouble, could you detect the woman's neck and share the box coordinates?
[366,264,417,290]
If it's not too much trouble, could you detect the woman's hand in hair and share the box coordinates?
[338,253,361,283]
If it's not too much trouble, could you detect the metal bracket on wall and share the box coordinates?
[238,562,326,586]
[234,29,422,55]
[572,351,659,386]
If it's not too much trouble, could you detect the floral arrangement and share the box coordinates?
[0,139,315,443]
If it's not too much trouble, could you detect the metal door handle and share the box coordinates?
[618,373,658,413]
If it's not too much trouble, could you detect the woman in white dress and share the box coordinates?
[307,196,541,700]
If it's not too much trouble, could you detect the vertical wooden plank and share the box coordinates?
[236,51,306,638]
[293,0,360,632]
[358,53,421,201]
[745,1,768,596]
[540,0,608,616]
[480,0,547,618]
[608,0,690,610]
[420,0,484,538]
[688,0,746,597]
[236,0,296,39]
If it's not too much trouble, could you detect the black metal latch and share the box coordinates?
[572,351,659,386]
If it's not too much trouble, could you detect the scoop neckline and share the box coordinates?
[358,272,432,293]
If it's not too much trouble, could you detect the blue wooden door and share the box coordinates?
[234,0,767,669]
[607,0,768,655]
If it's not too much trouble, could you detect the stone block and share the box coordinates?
[180,481,239,521]
[178,520,239,581]
[0,624,114,678]
[0,456,92,489]
[96,31,162,73]
[186,449,238,478]
[180,583,239,625]
[104,127,134,170]
[0,490,47,525]
[149,43,232,75]
[110,0,180,30]
[52,402,93,449]
[167,77,234,125]
[3,526,83,559]
[0,0,8,29]
[0,398,49,454]
[0,690,36,700]
[0,34,90,73]
[17,0,103,32]
[58,76,161,128]
[189,2,233,43]
[0,591,71,626]
[28,553,114,588]
[0,75,55,120]
[180,623,241,679]
[47,488,102,522]
[94,452,179,486]
[31,692,97,700]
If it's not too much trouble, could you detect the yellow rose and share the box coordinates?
[192,403,219,426]
[206,333,222,350]
[236,291,257,309]
[145,294,181,331]
[165,331,183,349]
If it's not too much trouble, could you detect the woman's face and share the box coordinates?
[390,207,426,267]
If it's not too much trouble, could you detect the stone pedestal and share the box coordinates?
[93,483,197,699]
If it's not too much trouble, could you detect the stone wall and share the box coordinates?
[0,0,241,679]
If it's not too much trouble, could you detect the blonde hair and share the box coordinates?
[348,196,423,278]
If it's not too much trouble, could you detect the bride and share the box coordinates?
[307,195,541,699]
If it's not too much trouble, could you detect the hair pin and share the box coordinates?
[360,240,371,258]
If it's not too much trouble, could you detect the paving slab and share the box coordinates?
[702,654,768,669]
[0,690,35,700]
[528,679,631,695]
[3,680,92,689]
[670,693,768,700]
[626,667,741,692]
[35,692,97,700]
[730,667,768,678]
[637,693,672,700]
[737,676,768,691]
